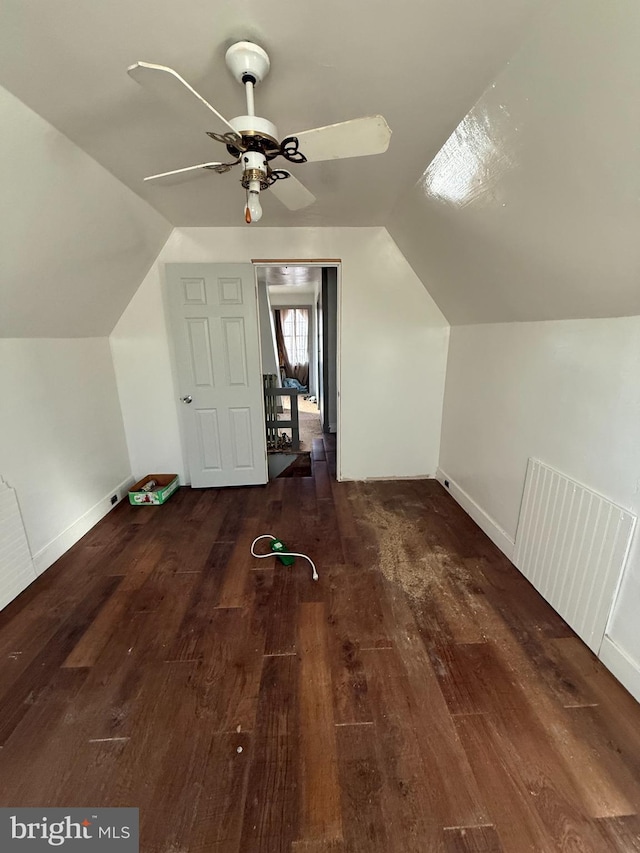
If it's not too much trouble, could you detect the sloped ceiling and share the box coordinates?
[0,85,171,337]
[3,0,633,335]
[388,0,640,324]
[0,0,544,229]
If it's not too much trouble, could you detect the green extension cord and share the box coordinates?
[250,534,319,580]
[270,538,296,566]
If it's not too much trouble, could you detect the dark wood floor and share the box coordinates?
[1,436,640,852]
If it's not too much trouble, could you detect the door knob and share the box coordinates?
[181,395,193,404]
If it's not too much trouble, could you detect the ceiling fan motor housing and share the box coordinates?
[227,115,281,160]
[225,41,270,86]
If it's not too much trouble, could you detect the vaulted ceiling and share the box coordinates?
[1,0,638,333]
[0,0,544,228]
[388,0,640,323]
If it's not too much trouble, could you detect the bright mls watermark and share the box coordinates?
[0,809,138,851]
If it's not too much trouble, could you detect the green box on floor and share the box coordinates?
[128,474,179,506]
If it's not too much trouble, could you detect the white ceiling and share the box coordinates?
[387,0,640,323]
[0,0,544,228]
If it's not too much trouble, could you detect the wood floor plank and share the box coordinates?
[327,631,372,726]
[372,588,490,829]
[562,705,640,819]
[114,538,168,591]
[135,665,252,853]
[311,437,326,461]
[364,647,488,839]
[297,602,343,844]
[0,575,121,745]
[428,641,526,716]
[594,816,640,852]
[459,708,630,851]
[55,574,201,744]
[186,611,266,735]
[549,636,640,723]
[314,460,332,501]
[324,565,389,725]
[335,724,390,853]
[239,656,299,853]
[263,562,299,656]
[327,565,391,650]
[167,558,232,661]
[186,732,252,853]
[466,595,635,819]
[328,480,358,541]
[312,497,346,566]
[0,543,121,682]
[443,825,504,853]
[455,712,570,853]
[363,665,447,851]
[216,537,259,609]
[254,653,299,741]
[72,661,212,816]
[62,587,132,668]
[0,666,91,804]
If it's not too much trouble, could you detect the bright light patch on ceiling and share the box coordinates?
[265,266,322,287]
[421,106,515,207]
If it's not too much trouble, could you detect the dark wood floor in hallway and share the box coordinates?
[1,438,640,852]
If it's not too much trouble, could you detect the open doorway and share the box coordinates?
[256,263,339,480]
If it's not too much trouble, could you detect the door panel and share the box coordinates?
[167,263,267,487]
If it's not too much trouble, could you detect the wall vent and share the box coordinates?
[514,458,636,653]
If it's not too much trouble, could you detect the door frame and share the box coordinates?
[253,259,342,481]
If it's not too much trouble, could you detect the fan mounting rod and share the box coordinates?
[224,42,279,148]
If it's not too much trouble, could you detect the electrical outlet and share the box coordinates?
[110,494,118,505]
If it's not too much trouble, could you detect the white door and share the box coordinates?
[166,263,267,488]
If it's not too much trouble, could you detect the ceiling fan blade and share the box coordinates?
[127,61,240,141]
[289,115,391,163]
[269,173,316,210]
[143,161,224,184]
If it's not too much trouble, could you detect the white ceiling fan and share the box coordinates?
[128,41,392,224]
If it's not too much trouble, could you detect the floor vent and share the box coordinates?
[514,458,636,652]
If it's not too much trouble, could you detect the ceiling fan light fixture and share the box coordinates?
[245,180,263,224]
[241,150,267,224]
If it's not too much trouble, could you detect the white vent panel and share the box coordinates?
[514,459,636,652]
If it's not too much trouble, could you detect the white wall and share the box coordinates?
[0,84,167,599]
[111,227,450,482]
[256,282,280,383]
[0,338,132,574]
[439,317,640,699]
[0,83,170,338]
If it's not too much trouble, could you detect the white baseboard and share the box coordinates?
[598,635,640,704]
[436,468,515,561]
[32,475,135,575]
